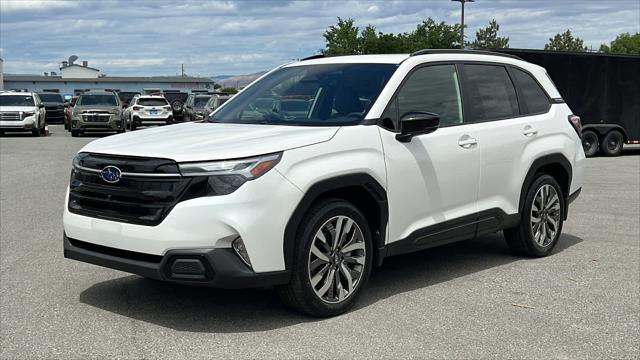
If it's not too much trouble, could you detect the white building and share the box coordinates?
[2,55,214,95]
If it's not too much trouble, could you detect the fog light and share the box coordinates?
[232,237,252,268]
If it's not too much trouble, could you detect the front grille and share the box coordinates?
[0,112,22,121]
[68,153,199,226]
[82,113,112,122]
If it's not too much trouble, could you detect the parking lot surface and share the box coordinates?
[1,125,639,359]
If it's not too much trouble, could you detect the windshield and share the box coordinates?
[38,93,63,102]
[77,94,118,106]
[194,96,211,108]
[0,95,35,106]
[209,63,397,126]
[137,98,168,106]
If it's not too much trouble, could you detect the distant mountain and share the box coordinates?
[211,71,267,88]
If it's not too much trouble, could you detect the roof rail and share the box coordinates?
[410,49,522,60]
[300,54,325,61]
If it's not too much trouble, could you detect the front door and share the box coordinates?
[379,64,481,248]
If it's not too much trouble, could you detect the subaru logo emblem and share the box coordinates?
[101,165,122,183]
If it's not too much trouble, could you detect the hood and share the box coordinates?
[0,106,38,112]
[43,102,64,106]
[80,122,339,162]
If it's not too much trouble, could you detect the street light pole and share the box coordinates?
[452,0,474,48]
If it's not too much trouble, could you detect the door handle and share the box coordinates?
[523,125,538,137]
[458,135,477,149]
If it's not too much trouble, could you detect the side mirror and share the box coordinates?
[395,112,440,142]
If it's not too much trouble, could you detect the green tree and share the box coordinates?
[544,30,587,51]
[599,32,640,54]
[407,18,462,50]
[358,24,380,54]
[322,17,360,55]
[469,19,509,49]
[322,17,461,55]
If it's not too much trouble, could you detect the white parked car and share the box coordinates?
[123,95,173,130]
[63,50,585,316]
[0,92,47,136]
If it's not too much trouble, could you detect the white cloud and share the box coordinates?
[1,0,638,76]
[0,0,76,11]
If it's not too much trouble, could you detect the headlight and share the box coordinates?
[178,152,282,195]
[23,111,35,117]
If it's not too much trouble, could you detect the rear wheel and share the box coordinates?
[505,174,564,257]
[276,199,372,317]
[581,130,599,157]
[601,130,623,156]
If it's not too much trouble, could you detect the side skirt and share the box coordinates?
[384,208,520,258]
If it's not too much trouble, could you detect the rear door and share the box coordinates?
[461,63,553,221]
[380,64,482,248]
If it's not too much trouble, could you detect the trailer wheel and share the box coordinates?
[582,130,599,157]
[601,130,623,157]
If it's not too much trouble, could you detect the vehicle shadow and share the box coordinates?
[79,232,583,333]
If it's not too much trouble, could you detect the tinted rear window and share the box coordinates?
[137,98,168,106]
[464,64,519,121]
[512,68,550,114]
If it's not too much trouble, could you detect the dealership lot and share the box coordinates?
[1,126,638,359]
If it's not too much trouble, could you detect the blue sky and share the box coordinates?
[1,0,639,76]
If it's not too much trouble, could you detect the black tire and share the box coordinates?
[171,100,184,112]
[31,128,41,137]
[581,130,599,157]
[601,130,624,156]
[504,174,565,257]
[71,130,80,137]
[276,199,373,317]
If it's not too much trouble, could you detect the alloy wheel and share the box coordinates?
[308,215,366,304]
[530,184,561,247]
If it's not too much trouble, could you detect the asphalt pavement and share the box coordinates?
[1,125,638,359]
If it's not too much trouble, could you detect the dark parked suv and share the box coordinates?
[38,92,66,124]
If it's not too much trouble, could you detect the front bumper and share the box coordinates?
[63,168,303,273]
[64,234,290,288]
[0,117,37,130]
[72,117,122,131]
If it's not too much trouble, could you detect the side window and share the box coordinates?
[393,64,463,128]
[463,64,519,121]
[512,68,550,114]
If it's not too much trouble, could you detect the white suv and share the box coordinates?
[123,95,173,130]
[63,50,585,316]
[0,92,47,136]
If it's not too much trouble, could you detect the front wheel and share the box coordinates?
[276,199,372,317]
[505,175,565,257]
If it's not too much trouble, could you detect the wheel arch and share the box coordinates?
[519,154,572,220]
[283,173,388,270]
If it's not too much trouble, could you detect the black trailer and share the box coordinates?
[496,49,640,156]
